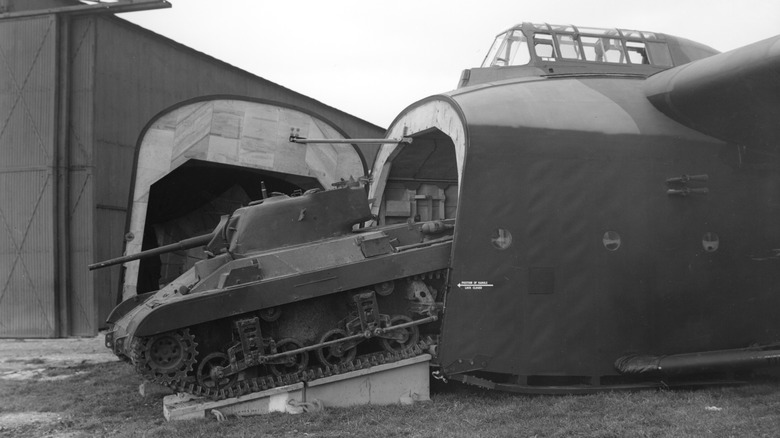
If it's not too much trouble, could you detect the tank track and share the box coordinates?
[135,336,434,400]
[127,269,447,400]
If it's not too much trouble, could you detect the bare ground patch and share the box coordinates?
[0,335,116,371]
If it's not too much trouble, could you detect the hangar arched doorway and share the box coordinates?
[122,97,367,298]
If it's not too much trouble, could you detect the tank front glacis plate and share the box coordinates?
[107,268,201,358]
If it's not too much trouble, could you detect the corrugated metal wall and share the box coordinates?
[0,13,385,337]
[0,15,58,337]
[67,16,96,336]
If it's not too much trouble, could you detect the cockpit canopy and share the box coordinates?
[482,23,674,68]
[458,22,719,88]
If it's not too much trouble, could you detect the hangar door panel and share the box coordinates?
[0,16,58,337]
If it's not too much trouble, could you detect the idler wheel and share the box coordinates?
[316,329,357,366]
[196,352,237,390]
[137,329,198,385]
[269,338,309,377]
[380,315,419,353]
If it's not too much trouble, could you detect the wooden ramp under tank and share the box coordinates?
[163,354,431,421]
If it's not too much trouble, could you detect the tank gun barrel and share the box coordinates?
[88,232,215,271]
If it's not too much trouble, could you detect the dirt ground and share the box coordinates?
[0,334,119,434]
[0,334,116,374]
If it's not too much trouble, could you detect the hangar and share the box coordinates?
[0,0,384,337]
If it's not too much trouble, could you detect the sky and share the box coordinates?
[121,0,780,129]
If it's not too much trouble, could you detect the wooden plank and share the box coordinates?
[306,354,431,407]
[163,355,431,420]
[163,383,304,420]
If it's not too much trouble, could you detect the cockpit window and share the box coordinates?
[626,41,649,64]
[580,36,601,61]
[579,36,626,63]
[482,30,531,67]
[556,34,580,60]
[481,23,674,68]
[646,41,673,66]
[600,38,627,63]
[533,33,557,60]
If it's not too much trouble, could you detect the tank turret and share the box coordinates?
[91,187,373,271]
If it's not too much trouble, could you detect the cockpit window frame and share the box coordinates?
[481,29,532,68]
[481,22,673,68]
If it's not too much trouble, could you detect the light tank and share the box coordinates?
[95,186,452,398]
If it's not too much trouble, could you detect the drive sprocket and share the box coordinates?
[131,328,198,385]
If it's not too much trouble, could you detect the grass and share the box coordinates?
[2,361,780,437]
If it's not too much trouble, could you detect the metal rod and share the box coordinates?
[289,135,412,145]
[388,177,458,184]
[376,315,438,334]
[262,315,437,362]
[395,236,454,252]
[264,333,367,361]
[0,0,171,19]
